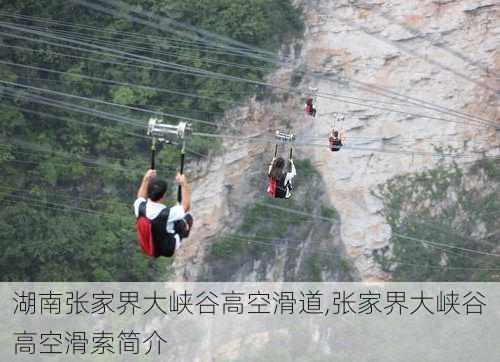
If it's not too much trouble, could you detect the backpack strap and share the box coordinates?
[275,174,288,198]
[151,207,177,257]
[138,201,147,218]
[157,207,170,221]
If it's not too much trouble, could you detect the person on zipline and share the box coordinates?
[329,130,344,152]
[267,156,296,199]
[305,97,317,117]
[134,169,192,257]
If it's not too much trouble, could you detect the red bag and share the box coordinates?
[136,216,155,257]
[136,201,155,257]
[267,177,277,197]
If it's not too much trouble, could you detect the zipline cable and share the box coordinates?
[73,0,497,125]
[71,0,280,61]
[4,12,492,127]
[1,28,495,129]
[0,79,221,127]
[253,203,500,258]
[0,12,274,58]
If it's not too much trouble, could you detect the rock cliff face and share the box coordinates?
[171,104,272,280]
[171,0,499,281]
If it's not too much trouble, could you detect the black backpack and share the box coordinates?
[330,138,342,152]
[136,201,177,257]
[274,174,293,199]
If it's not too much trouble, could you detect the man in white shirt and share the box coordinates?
[134,169,191,256]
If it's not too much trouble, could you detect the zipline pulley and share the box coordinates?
[331,112,345,129]
[274,130,295,159]
[147,118,192,144]
[147,118,192,202]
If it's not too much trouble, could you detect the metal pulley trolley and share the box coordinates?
[274,130,295,160]
[147,118,192,202]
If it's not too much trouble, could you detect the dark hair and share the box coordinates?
[147,177,167,201]
[333,131,339,137]
[306,97,313,106]
[270,157,286,180]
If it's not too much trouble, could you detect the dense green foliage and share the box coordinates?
[375,159,500,281]
[0,0,303,281]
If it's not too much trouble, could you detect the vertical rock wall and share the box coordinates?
[299,0,498,279]
[171,0,499,281]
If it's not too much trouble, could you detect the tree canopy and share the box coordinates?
[0,0,304,281]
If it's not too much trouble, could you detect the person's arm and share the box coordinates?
[283,160,296,196]
[284,160,296,186]
[288,160,296,178]
[137,169,156,199]
[176,173,191,212]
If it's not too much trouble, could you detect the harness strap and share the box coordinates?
[138,201,147,218]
